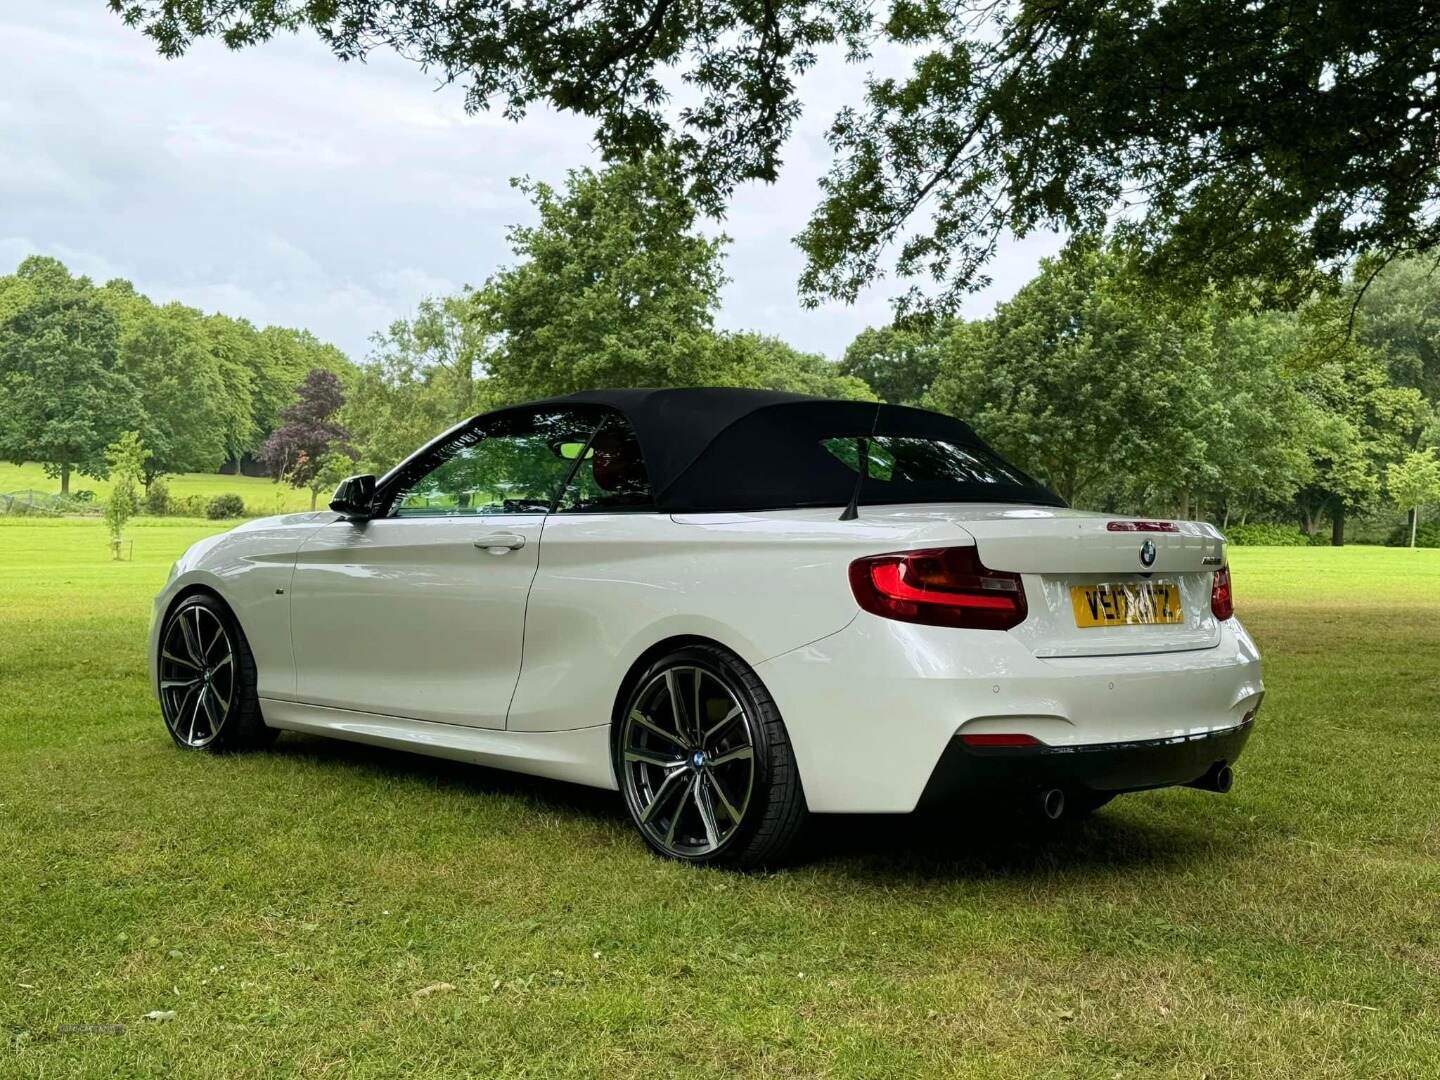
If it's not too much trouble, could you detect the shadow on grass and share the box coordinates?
[264,730,1246,882]
[805,802,1244,882]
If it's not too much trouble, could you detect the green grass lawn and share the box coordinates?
[2,520,1438,1077]
[0,461,316,515]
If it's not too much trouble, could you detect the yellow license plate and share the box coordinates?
[1071,582,1183,628]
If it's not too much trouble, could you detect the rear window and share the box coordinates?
[822,436,1037,489]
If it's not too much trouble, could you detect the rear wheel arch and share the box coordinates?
[610,635,735,731]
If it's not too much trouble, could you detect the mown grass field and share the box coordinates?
[2,518,1438,1077]
[0,462,315,515]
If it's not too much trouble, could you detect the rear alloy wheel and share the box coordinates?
[159,594,273,752]
[616,645,808,867]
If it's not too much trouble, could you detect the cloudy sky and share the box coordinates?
[1,2,1063,362]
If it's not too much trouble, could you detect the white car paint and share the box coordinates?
[151,501,1262,812]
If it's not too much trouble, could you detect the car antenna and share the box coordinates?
[839,404,881,521]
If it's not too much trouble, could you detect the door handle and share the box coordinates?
[474,533,527,553]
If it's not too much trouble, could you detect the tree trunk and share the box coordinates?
[1411,507,1419,549]
[310,489,318,511]
[1331,505,1346,547]
[1177,488,1191,519]
[60,461,70,495]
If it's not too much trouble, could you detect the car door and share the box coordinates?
[288,405,603,728]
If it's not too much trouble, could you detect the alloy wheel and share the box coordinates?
[620,664,757,858]
[159,603,235,749]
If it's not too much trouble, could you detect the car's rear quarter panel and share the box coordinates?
[505,510,967,734]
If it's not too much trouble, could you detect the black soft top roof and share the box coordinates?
[524,387,1063,513]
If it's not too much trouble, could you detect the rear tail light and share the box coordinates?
[849,546,1027,630]
[1211,565,1234,620]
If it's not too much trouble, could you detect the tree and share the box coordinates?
[925,244,1217,509]
[200,313,262,471]
[1355,255,1440,416]
[102,431,148,555]
[1291,299,1429,544]
[304,450,359,512]
[1387,449,1440,548]
[838,326,943,406]
[115,2,1440,318]
[371,297,491,420]
[252,326,351,447]
[347,297,496,474]
[109,296,231,485]
[702,332,873,400]
[0,263,139,493]
[257,368,352,484]
[1199,312,1320,527]
[475,156,728,401]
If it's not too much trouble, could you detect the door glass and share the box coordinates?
[390,408,601,517]
[555,416,653,512]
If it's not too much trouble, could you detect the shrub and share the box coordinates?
[206,493,247,519]
[1223,523,1311,546]
[72,489,96,503]
[169,494,209,518]
[1385,521,1440,548]
[144,478,171,516]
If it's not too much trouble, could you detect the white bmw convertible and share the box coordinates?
[151,388,1263,865]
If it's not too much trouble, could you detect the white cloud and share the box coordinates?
[0,1,1062,364]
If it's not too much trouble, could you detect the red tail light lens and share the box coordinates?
[1211,565,1234,620]
[960,732,1043,748]
[849,546,1027,630]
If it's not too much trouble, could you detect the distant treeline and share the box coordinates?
[0,255,351,493]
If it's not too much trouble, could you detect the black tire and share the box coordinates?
[157,593,275,753]
[613,643,809,868]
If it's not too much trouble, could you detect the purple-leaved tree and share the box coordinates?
[257,369,353,489]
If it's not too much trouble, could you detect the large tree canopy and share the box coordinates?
[112,1,1440,315]
[475,157,729,400]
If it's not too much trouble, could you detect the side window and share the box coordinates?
[555,415,653,513]
[389,408,601,517]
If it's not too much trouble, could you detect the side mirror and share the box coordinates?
[329,474,377,519]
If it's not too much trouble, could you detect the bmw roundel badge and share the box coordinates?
[1139,539,1157,568]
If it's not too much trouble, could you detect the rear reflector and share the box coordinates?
[1107,520,1179,532]
[960,732,1043,748]
[1211,565,1234,620]
[849,546,1027,630]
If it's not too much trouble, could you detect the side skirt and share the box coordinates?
[259,699,619,791]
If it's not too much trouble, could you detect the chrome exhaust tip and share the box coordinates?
[1212,763,1234,793]
[1188,762,1234,793]
[1038,787,1066,821]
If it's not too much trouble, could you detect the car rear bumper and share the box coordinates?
[918,717,1254,807]
[757,611,1264,813]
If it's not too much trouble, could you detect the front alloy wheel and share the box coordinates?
[616,645,807,867]
[158,594,273,752]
